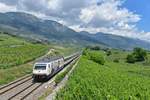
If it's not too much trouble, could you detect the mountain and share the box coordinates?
[80,31,150,50]
[95,33,150,50]
[0,12,150,50]
[0,12,105,46]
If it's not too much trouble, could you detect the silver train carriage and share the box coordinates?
[32,56,64,80]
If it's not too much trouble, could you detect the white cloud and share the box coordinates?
[136,32,150,42]
[79,0,140,33]
[0,2,16,12]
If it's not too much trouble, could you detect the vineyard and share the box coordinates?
[0,33,48,69]
[56,50,150,99]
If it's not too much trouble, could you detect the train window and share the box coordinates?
[56,61,58,66]
[51,62,54,68]
[34,65,46,70]
[54,61,57,67]
[58,61,60,66]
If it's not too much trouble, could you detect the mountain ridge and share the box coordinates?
[0,12,150,50]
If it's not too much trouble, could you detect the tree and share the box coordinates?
[91,46,101,50]
[82,49,91,59]
[126,54,136,63]
[106,50,112,56]
[126,47,147,63]
[133,47,147,61]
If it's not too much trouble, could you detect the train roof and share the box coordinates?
[36,56,64,63]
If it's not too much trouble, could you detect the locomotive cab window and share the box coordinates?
[34,64,46,70]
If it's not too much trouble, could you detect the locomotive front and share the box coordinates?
[32,63,49,80]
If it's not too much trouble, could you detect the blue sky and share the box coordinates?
[123,0,150,32]
[0,0,149,41]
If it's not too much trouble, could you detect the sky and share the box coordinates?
[0,0,149,41]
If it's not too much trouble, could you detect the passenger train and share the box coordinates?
[32,56,64,80]
[32,53,80,81]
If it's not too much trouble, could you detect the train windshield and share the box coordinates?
[34,64,46,70]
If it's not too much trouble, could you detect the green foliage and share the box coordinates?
[0,63,32,85]
[82,49,90,58]
[126,54,136,63]
[55,60,76,85]
[133,47,147,61]
[56,57,150,99]
[113,59,119,63]
[89,52,105,65]
[106,50,112,56]
[52,45,80,57]
[55,71,66,85]
[0,34,48,69]
[83,49,105,65]
[55,67,71,85]
[85,45,101,50]
[104,49,129,63]
[126,47,147,63]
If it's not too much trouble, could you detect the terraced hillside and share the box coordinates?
[0,33,48,69]
[0,33,49,85]
[0,32,80,85]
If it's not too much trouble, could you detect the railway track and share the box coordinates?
[0,75,32,91]
[0,53,80,100]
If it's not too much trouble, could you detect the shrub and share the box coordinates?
[82,49,91,59]
[126,54,136,63]
[83,49,105,65]
[113,59,119,63]
[126,47,147,63]
[91,46,101,50]
[106,50,112,56]
[89,52,105,65]
[85,46,101,51]
[55,72,66,85]
[55,62,74,85]
[133,47,147,61]
[114,51,119,54]
[83,49,88,56]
